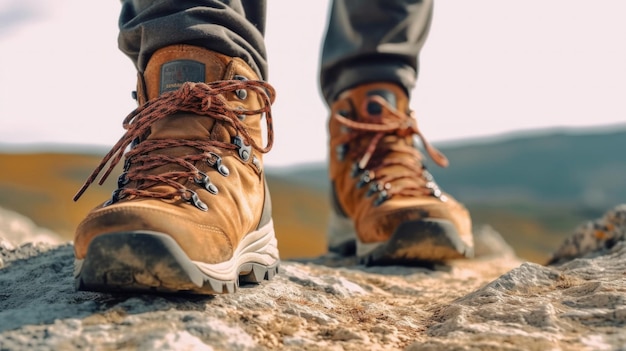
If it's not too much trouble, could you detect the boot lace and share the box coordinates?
[333,95,449,205]
[73,80,275,211]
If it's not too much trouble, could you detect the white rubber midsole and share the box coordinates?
[74,258,84,278]
[194,220,279,281]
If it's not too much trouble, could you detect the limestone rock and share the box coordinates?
[0,206,625,350]
[549,204,626,264]
[0,207,63,250]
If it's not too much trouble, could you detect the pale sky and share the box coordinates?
[1,0,625,167]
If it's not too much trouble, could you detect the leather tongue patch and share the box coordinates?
[160,60,206,95]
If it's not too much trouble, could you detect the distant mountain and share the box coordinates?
[270,126,626,208]
[432,128,626,207]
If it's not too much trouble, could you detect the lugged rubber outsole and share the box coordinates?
[328,213,473,266]
[357,219,474,266]
[74,231,279,295]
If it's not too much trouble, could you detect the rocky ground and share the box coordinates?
[0,205,625,351]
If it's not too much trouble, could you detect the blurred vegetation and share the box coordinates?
[0,152,329,261]
[0,126,624,264]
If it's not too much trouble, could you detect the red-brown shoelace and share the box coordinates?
[332,95,449,201]
[73,80,275,205]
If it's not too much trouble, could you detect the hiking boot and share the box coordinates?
[327,82,474,265]
[73,45,279,294]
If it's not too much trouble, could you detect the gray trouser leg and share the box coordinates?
[117,0,431,102]
[117,0,268,79]
[319,0,434,103]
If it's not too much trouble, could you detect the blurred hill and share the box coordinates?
[269,125,626,262]
[1,125,624,263]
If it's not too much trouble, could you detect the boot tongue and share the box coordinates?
[142,45,234,141]
[143,45,233,101]
[138,45,264,144]
[357,84,415,174]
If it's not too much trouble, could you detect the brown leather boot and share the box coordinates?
[73,45,279,294]
[327,82,474,265]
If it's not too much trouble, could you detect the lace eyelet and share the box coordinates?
[232,136,252,162]
[105,188,125,206]
[217,164,230,176]
[117,172,129,188]
[422,169,434,181]
[207,152,230,177]
[233,74,249,101]
[356,170,373,189]
[431,188,442,199]
[194,172,218,195]
[336,144,348,161]
[366,183,377,197]
[351,162,362,178]
[366,182,390,197]
[184,190,208,211]
[373,190,389,207]
[236,89,247,100]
